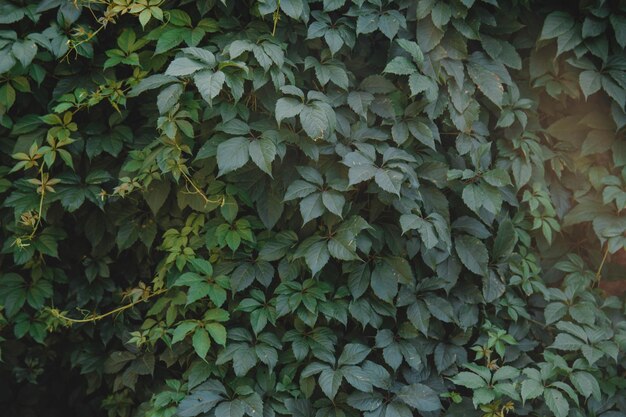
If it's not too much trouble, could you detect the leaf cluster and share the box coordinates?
[0,1,625,417]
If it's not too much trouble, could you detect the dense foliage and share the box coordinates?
[1,0,625,416]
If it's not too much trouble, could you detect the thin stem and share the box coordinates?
[593,243,610,288]
[180,170,224,206]
[29,166,46,238]
[272,0,281,36]
[50,288,168,324]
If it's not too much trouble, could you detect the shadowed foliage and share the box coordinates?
[0,1,625,417]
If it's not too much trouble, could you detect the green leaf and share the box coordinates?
[206,323,227,346]
[425,296,455,323]
[284,180,318,200]
[177,390,223,417]
[299,192,325,224]
[482,168,511,187]
[461,183,484,213]
[345,153,377,185]
[396,39,423,64]
[399,214,422,234]
[0,50,16,73]
[408,73,433,97]
[483,271,506,303]
[256,189,285,229]
[231,263,255,293]
[301,362,329,377]
[383,57,416,75]
[217,137,250,176]
[579,70,602,99]
[544,302,567,325]
[455,234,488,275]
[371,262,398,302]
[492,220,516,259]
[325,30,343,55]
[347,91,374,117]
[318,368,343,400]
[248,138,276,176]
[230,347,257,375]
[26,279,52,309]
[540,12,574,40]
[275,97,304,124]
[241,393,263,416]
[385,402,412,417]
[493,366,520,382]
[0,273,27,317]
[184,47,217,66]
[397,383,441,412]
[582,17,605,39]
[11,40,37,67]
[407,120,436,150]
[451,372,486,389]
[155,28,186,54]
[400,214,437,249]
[544,388,569,417]
[328,234,359,261]
[224,229,239,249]
[0,3,25,24]
[144,180,171,215]
[338,343,370,366]
[611,15,626,47]
[570,371,600,401]
[521,379,544,402]
[407,301,430,334]
[193,328,211,358]
[300,103,332,139]
[551,333,584,351]
[374,168,403,195]
[467,52,507,107]
[321,191,345,217]
[431,3,451,27]
[384,257,414,284]
[415,17,443,52]
[215,400,246,417]
[0,83,16,108]
[357,13,380,35]
[172,321,198,344]
[569,302,595,325]
[347,392,384,411]
[472,388,496,407]
[195,70,225,104]
[323,0,345,12]
[378,13,401,40]
[360,75,396,93]
[138,8,152,27]
[280,0,304,19]
[128,74,178,96]
[581,129,613,156]
[166,57,206,76]
[157,83,183,114]
[304,240,330,275]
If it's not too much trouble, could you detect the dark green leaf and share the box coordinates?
[455,235,488,275]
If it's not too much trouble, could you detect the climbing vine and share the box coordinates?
[0,1,625,417]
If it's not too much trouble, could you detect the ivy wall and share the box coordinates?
[0,1,625,417]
